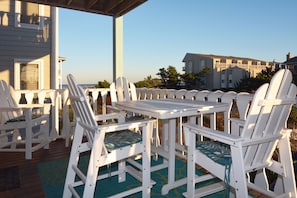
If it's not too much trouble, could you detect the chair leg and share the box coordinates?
[142,121,152,198]
[25,125,32,160]
[230,146,249,198]
[278,134,297,196]
[63,124,84,198]
[42,118,50,149]
[118,160,126,182]
[186,130,196,197]
[83,152,100,198]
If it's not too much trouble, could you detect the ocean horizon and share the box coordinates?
[62,84,97,89]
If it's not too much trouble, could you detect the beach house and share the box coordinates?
[0,0,59,90]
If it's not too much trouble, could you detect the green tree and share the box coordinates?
[234,77,263,93]
[181,67,210,89]
[157,65,180,89]
[256,67,276,82]
[234,67,275,93]
[135,75,162,88]
[96,80,110,88]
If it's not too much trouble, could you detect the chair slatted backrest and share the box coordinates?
[115,77,137,102]
[67,74,98,145]
[0,80,21,123]
[110,77,137,106]
[241,69,297,170]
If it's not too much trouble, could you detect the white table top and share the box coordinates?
[115,99,228,119]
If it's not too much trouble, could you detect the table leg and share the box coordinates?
[161,118,176,195]
[161,116,197,195]
[162,119,169,151]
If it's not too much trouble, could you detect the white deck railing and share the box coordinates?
[11,87,295,193]
[14,87,296,145]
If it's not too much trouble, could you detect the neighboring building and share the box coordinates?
[278,52,297,84]
[182,53,275,90]
[0,0,59,90]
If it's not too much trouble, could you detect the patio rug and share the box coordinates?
[38,155,225,197]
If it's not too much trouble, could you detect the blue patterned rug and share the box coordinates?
[38,155,225,197]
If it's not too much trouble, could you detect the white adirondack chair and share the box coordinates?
[0,80,50,159]
[183,69,297,198]
[108,77,137,115]
[110,77,160,148]
[110,76,137,105]
[63,74,155,198]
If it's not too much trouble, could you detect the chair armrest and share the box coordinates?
[97,119,155,133]
[0,107,23,112]
[183,123,243,146]
[0,106,48,124]
[0,107,33,124]
[0,106,38,116]
[107,105,121,112]
[94,112,126,123]
[18,104,50,108]
[18,103,52,114]
[230,118,245,126]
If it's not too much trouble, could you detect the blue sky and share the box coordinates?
[59,0,297,84]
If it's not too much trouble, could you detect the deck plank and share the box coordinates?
[0,139,70,198]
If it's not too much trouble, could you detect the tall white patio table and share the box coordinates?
[115,99,228,195]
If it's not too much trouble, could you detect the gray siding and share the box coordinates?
[0,0,52,88]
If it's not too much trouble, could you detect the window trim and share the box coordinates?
[14,58,44,90]
[15,1,44,30]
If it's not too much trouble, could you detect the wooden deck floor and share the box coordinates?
[0,139,70,198]
[0,138,270,198]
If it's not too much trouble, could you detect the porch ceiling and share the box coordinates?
[19,0,147,17]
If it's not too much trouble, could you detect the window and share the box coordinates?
[221,59,226,63]
[232,59,238,64]
[242,60,248,64]
[15,1,44,29]
[252,61,258,65]
[200,59,205,67]
[14,59,44,90]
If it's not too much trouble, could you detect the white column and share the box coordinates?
[51,7,59,89]
[113,16,124,82]
[50,7,59,138]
